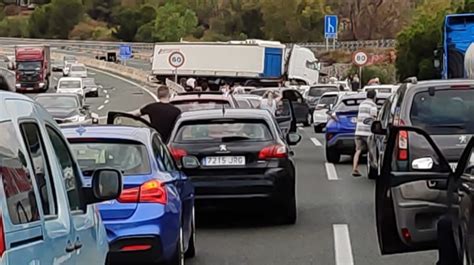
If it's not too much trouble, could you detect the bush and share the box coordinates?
[69,19,114,40]
[348,64,396,85]
[0,16,29,37]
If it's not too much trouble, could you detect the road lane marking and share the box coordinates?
[103,90,108,94]
[53,77,58,81]
[325,162,338,180]
[310,137,322,147]
[104,100,109,104]
[97,105,104,110]
[106,94,110,99]
[333,224,354,265]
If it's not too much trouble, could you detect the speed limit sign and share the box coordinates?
[352,51,369,66]
[168,51,185,68]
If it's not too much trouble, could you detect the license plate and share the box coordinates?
[27,87,34,91]
[204,156,245,166]
[351,117,357,123]
[450,163,457,171]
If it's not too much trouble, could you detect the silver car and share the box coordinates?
[68,63,87,78]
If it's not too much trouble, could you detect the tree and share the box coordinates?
[151,2,198,42]
[83,0,120,22]
[47,0,84,38]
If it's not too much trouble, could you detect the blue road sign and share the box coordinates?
[119,44,132,60]
[324,15,338,39]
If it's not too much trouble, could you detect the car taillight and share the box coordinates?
[169,146,187,161]
[259,144,287,159]
[117,180,167,204]
[326,133,334,141]
[397,120,408,161]
[0,216,5,257]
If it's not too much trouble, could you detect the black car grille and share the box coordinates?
[19,73,39,83]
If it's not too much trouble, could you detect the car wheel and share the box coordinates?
[303,113,312,127]
[325,147,340,163]
[367,155,377,180]
[168,227,185,265]
[277,186,297,225]
[185,207,196,259]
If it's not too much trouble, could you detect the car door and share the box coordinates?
[376,125,455,255]
[46,125,106,264]
[283,90,308,122]
[107,111,153,128]
[275,99,296,136]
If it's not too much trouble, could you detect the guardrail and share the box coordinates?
[0,37,397,54]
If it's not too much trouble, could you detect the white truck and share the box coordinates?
[150,39,320,86]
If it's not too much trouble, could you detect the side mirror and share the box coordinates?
[87,168,123,204]
[329,104,334,110]
[412,157,434,170]
[371,121,386,135]
[287,132,302,146]
[181,156,200,169]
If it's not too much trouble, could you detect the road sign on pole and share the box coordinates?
[352,51,369,90]
[325,15,338,51]
[168,51,185,83]
[119,44,132,64]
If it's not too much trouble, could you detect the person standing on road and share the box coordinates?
[352,89,378,177]
[133,85,181,143]
[259,91,282,116]
[351,74,360,91]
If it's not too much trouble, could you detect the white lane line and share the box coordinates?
[333,224,354,265]
[97,105,104,110]
[53,77,58,81]
[104,100,110,104]
[86,66,158,102]
[325,162,338,180]
[103,90,108,94]
[106,94,110,99]
[310,137,322,147]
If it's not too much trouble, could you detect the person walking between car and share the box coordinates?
[351,74,360,91]
[133,85,181,143]
[259,91,282,116]
[352,89,377,177]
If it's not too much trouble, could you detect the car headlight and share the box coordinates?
[39,82,45,88]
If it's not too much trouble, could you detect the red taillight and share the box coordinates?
[258,144,287,159]
[451,85,471,89]
[401,228,411,242]
[120,244,152,252]
[169,146,187,161]
[0,217,5,257]
[117,180,167,204]
[398,128,408,161]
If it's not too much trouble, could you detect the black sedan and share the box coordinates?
[168,108,302,224]
[34,93,90,124]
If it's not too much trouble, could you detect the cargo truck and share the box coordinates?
[14,45,51,92]
[150,39,320,86]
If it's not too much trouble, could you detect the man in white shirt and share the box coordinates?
[353,89,378,177]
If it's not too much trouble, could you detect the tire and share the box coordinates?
[326,147,340,163]
[303,113,312,127]
[278,187,297,225]
[167,227,185,265]
[367,155,377,180]
[185,207,196,259]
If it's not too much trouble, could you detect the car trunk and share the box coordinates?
[335,111,358,132]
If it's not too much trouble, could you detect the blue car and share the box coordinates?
[62,120,195,265]
[325,93,390,163]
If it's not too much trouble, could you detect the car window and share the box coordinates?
[46,126,84,212]
[335,98,387,112]
[250,90,268,96]
[172,100,231,112]
[58,80,81,89]
[0,121,40,224]
[69,139,151,176]
[35,96,79,109]
[308,86,338,97]
[237,99,251,108]
[283,91,298,101]
[175,120,273,143]
[20,123,57,217]
[71,66,86,72]
[410,89,474,134]
[319,95,338,105]
[152,135,176,172]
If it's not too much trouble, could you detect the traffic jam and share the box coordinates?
[1,17,474,265]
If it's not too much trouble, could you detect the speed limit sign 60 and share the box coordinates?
[352,51,369,66]
[168,51,185,68]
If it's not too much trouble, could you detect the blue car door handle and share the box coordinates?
[65,241,75,253]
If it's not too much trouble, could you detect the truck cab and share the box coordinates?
[14,45,51,93]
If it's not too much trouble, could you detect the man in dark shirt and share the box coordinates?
[134,85,181,143]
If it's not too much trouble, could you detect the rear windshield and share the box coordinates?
[172,100,231,112]
[71,66,85,72]
[175,121,273,143]
[410,89,474,134]
[58,80,81,88]
[68,140,151,175]
[319,95,338,105]
[308,86,338,97]
[250,90,269,96]
[83,79,95,86]
[335,98,386,112]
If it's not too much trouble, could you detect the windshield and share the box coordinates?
[172,100,231,112]
[319,95,338,105]
[175,121,273,143]
[58,80,81,89]
[17,61,41,71]
[36,96,78,109]
[410,89,474,134]
[308,86,339,97]
[250,90,270,96]
[69,141,151,175]
[335,98,387,112]
[71,66,86,72]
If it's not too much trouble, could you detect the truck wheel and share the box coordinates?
[326,147,340,163]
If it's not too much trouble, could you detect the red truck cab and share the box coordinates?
[14,45,51,92]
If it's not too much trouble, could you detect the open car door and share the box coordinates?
[376,125,456,254]
[275,99,297,138]
[107,111,153,128]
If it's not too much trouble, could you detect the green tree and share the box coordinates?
[151,2,198,42]
[83,0,120,22]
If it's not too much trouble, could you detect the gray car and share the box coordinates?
[370,78,474,254]
[34,93,90,124]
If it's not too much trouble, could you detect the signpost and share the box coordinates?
[352,51,369,90]
[168,51,185,83]
[324,15,338,51]
[119,44,132,65]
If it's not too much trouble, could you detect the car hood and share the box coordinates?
[45,108,79,119]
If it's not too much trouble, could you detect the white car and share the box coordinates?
[312,91,356,133]
[362,84,399,94]
[56,77,84,98]
[68,63,88,78]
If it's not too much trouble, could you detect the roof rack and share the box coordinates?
[403,77,418,84]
